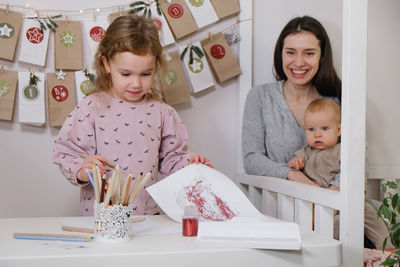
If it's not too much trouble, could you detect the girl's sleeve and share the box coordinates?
[52,104,96,186]
[242,87,291,178]
[158,104,192,177]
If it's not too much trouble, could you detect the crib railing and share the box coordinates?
[236,173,342,238]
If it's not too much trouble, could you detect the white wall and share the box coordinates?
[0,0,239,217]
[253,0,343,87]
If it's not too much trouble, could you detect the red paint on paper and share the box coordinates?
[184,180,237,221]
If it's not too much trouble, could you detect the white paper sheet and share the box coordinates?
[19,19,50,67]
[147,164,265,223]
[18,71,45,126]
[198,217,301,250]
[150,2,175,47]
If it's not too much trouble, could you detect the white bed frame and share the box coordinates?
[237,1,367,266]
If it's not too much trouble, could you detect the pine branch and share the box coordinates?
[129,6,146,14]
[130,1,147,7]
[180,46,188,61]
[192,46,204,58]
[83,69,96,83]
[156,1,162,16]
[29,73,40,87]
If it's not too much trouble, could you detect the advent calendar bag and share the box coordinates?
[83,16,108,66]
[108,10,129,23]
[210,0,240,19]
[201,32,241,83]
[0,70,18,120]
[18,72,45,126]
[47,72,77,127]
[149,2,175,47]
[0,9,23,61]
[19,19,50,67]
[54,20,83,70]
[75,69,95,103]
[184,0,218,28]
[158,0,198,40]
[179,41,214,93]
[160,51,190,106]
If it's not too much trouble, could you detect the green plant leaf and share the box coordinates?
[380,205,393,222]
[383,198,390,207]
[392,194,399,210]
[381,181,388,193]
[129,6,145,14]
[383,237,388,252]
[180,47,188,61]
[387,180,398,189]
[130,1,147,7]
[380,256,397,266]
[192,46,204,58]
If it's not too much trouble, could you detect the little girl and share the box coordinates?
[52,15,210,216]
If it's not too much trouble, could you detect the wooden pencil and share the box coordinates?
[129,172,152,205]
[122,173,133,205]
[61,225,94,234]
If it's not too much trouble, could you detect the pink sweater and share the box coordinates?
[52,92,192,216]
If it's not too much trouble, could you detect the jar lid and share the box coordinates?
[183,205,198,217]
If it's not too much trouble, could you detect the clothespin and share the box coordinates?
[188,38,192,48]
[208,32,213,41]
[0,64,4,73]
[64,15,69,26]
[118,6,121,16]
[34,9,40,18]
[6,4,9,15]
[164,51,172,62]
[92,12,97,22]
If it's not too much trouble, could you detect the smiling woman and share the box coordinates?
[242,15,341,185]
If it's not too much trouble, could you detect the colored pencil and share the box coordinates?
[13,233,92,242]
[78,153,116,169]
[85,169,95,188]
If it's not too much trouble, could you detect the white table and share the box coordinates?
[0,216,341,267]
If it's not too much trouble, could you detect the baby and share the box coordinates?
[288,98,341,190]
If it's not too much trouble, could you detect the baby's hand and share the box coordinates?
[77,155,107,182]
[288,157,304,170]
[189,154,214,168]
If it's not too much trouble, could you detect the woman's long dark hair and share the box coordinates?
[273,16,341,101]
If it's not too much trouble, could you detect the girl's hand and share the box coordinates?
[77,155,107,183]
[189,154,214,168]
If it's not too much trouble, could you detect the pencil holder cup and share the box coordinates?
[94,202,132,243]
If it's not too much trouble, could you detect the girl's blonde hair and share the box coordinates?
[93,15,164,99]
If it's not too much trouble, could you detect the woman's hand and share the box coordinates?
[77,155,107,183]
[286,170,319,187]
[189,154,214,168]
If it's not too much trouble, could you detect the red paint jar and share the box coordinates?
[182,206,198,237]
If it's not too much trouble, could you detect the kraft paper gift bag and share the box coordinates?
[75,69,95,103]
[83,16,108,66]
[54,20,83,70]
[47,72,77,127]
[19,19,50,67]
[210,0,240,19]
[0,70,18,121]
[108,10,129,23]
[0,9,23,61]
[160,51,190,106]
[184,0,218,28]
[179,41,214,93]
[158,0,198,40]
[18,72,45,126]
[201,32,241,83]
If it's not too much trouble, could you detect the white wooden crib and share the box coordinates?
[238,0,367,266]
